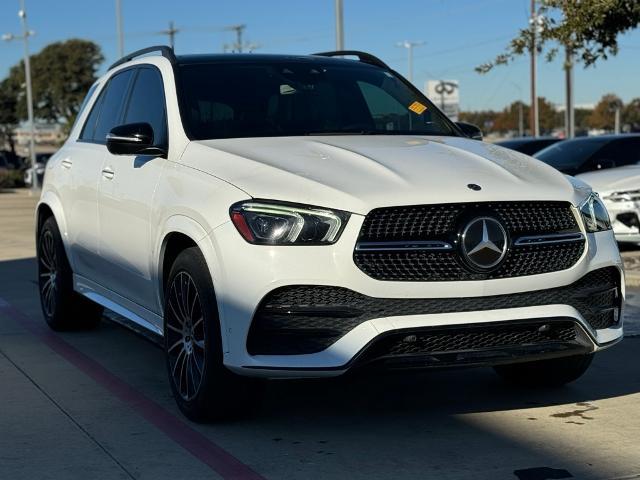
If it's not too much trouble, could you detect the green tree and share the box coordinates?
[459,110,499,134]
[622,98,640,132]
[538,97,560,134]
[494,101,529,133]
[0,79,19,157]
[574,108,593,133]
[493,98,559,134]
[10,39,103,129]
[477,0,640,73]
[588,94,623,130]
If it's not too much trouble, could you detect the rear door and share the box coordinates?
[59,70,133,279]
[96,66,169,316]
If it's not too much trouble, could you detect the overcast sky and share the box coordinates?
[1,0,638,111]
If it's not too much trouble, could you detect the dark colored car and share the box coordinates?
[496,137,562,156]
[534,134,640,175]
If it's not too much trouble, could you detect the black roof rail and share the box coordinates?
[311,50,389,69]
[109,45,177,71]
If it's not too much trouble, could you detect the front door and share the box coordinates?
[60,70,134,280]
[97,66,169,316]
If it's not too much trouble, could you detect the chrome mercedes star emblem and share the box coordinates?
[461,217,508,270]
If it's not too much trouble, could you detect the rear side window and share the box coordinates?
[80,89,104,141]
[80,69,133,143]
[123,67,168,148]
[71,83,99,133]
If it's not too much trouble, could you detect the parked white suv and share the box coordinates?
[37,47,624,421]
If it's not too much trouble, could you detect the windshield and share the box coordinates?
[178,61,457,140]
[534,138,607,173]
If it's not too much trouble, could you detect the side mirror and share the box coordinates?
[455,121,483,141]
[106,123,164,156]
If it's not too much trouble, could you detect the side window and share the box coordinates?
[593,138,640,168]
[72,83,99,135]
[80,87,105,141]
[123,67,168,147]
[612,138,640,166]
[91,70,134,143]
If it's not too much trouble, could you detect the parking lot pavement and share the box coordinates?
[2,189,640,480]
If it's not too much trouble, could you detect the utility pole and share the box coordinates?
[614,107,621,134]
[224,24,247,52]
[335,0,344,50]
[160,21,179,50]
[3,1,37,190]
[564,46,574,138]
[115,0,124,57]
[529,0,539,137]
[396,41,424,84]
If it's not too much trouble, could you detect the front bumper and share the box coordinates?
[603,198,640,243]
[206,217,624,378]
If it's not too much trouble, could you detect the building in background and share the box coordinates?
[14,123,65,147]
[12,123,65,157]
[426,80,459,122]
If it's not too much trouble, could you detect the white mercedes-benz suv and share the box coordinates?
[37,47,624,421]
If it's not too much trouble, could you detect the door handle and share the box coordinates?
[61,159,73,169]
[101,167,115,180]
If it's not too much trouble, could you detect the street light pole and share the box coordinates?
[335,0,344,50]
[3,1,38,190]
[396,41,424,84]
[115,0,124,57]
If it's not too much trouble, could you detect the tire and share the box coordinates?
[493,353,594,387]
[164,247,260,422]
[37,216,103,330]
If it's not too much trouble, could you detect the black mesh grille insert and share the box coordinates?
[354,201,584,281]
[247,267,621,355]
[354,320,591,369]
[364,321,577,357]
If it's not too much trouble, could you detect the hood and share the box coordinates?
[576,166,640,194]
[183,135,583,215]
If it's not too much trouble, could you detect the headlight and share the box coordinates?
[580,193,611,232]
[230,201,350,245]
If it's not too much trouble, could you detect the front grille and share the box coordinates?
[247,267,621,355]
[354,201,585,281]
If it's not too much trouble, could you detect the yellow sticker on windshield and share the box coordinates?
[408,101,427,114]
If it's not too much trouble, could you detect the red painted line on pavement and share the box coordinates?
[0,299,267,480]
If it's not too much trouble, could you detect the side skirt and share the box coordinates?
[73,274,164,337]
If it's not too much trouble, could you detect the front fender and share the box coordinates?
[155,215,232,351]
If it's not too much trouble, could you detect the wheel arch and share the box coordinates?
[157,215,222,309]
[36,193,72,261]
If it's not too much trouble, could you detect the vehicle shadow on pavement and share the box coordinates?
[259,347,638,417]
